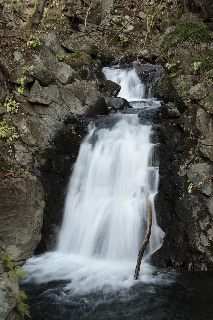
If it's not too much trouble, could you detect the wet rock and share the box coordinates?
[99,80,121,97]
[105,97,129,111]
[0,273,19,320]
[138,107,167,124]
[189,83,208,101]
[0,175,44,261]
[86,97,108,116]
[134,63,164,88]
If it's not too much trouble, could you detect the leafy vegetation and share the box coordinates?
[165,21,210,47]
[27,35,41,48]
[4,98,19,114]
[17,290,31,319]
[0,119,18,151]
[2,255,30,319]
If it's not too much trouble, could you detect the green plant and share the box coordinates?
[17,76,27,95]
[57,50,65,61]
[2,255,30,319]
[27,35,41,48]
[193,61,202,72]
[0,119,19,153]
[165,60,179,71]
[17,65,33,95]
[179,80,188,93]
[2,255,27,279]
[165,21,210,47]
[4,98,19,114]
[118,33,129,47]
[17,290,31,319]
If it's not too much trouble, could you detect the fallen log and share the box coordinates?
[134,200,152,280]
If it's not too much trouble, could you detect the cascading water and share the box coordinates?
[24,67,164,294]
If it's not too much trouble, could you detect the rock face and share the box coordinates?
[150,67,213,271]
[0,0,213,317]
[0,175,44,261]
[0,274,19,320]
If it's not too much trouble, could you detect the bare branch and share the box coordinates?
[134,199,152,280]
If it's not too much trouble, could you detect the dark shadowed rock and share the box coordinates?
[99,80,121,97]
[105,97,129,111]
[0,175,44,261]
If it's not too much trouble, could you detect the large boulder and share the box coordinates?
[0,175,44,261]
[105,97,130,112]
[99,80,121,97]
[0,273,19,320]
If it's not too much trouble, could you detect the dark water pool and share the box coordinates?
[21,271,213,320]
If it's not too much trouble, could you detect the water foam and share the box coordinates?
[24,67,164,294]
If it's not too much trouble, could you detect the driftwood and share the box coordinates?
[31,0,47,28]
[134,200,152,280]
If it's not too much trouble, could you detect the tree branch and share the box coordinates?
[134,199,152,280]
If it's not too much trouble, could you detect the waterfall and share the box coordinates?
[24,67,164,294]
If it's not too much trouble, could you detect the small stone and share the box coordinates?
[53,62,76,85]
[138,11,147,20]
[189,83,208,101]
[126,25,134,32]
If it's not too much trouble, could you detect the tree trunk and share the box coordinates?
[134,200,152,280]
[31,0,47,28]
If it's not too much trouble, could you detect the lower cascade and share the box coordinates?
[24,67,164,294]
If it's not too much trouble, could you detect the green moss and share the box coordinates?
[165,21,210,47]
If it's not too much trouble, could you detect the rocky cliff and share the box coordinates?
[0,0,212,319]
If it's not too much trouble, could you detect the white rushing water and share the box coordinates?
[24,67,164,294]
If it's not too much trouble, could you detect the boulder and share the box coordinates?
[0,175,44,261]
[64,81,108,115]
[62,39,98,57]
[189,83,208,101]
[29,81,52,105]
[31,67,55,86]
[105,97,129,111]
[99,80,121,97]
[40,32,62,55]
[53,62,76,85]
[0,273,19,320]
[29,81,61,106]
